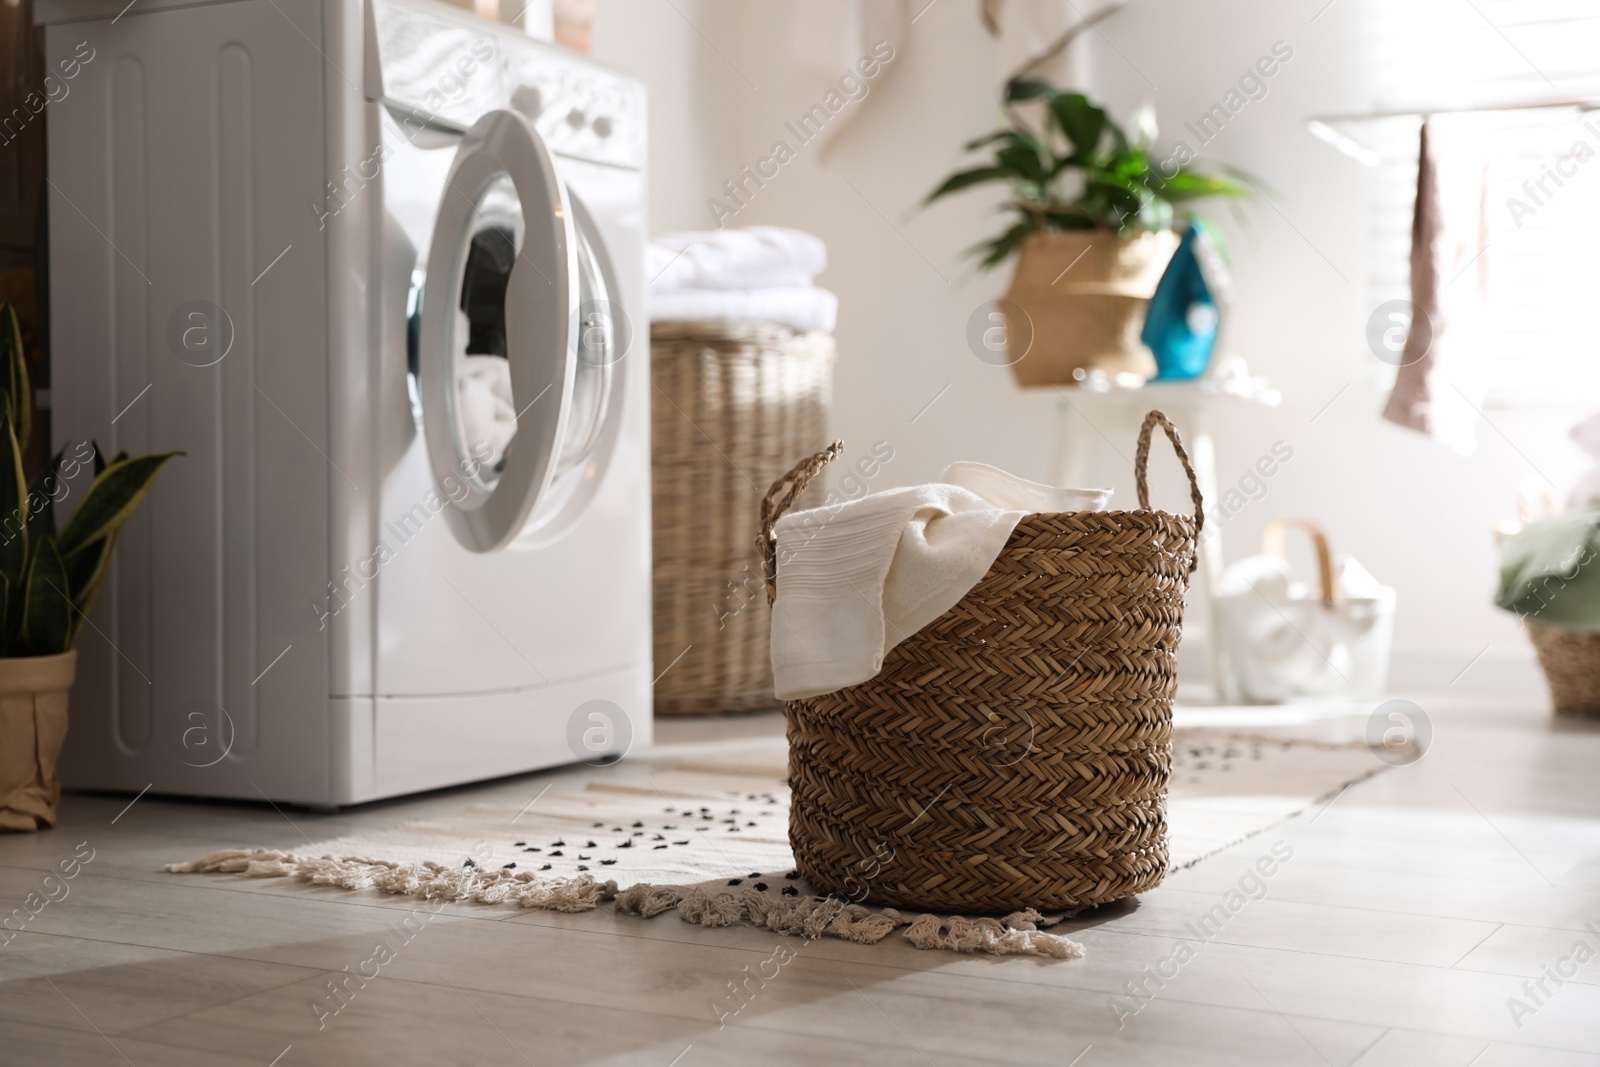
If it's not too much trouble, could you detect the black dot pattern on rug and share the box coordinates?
[1170,737,1315,790]
[500,788,786,880]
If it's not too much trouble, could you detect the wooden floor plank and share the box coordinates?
[0,693,1595,1065]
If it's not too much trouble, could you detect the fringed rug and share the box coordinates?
[169,728,1385,961]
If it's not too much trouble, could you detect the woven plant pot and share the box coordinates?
[652,320,834,716]
[761,411,1203,913]
[0,650,77,832]
[1004,230,1180,388]
[1527,621,1600,717]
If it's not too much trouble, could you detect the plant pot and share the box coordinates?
[0,650,77,832]
[1003,229,1181,387]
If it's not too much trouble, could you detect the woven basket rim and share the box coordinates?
[1008,509,1200,524]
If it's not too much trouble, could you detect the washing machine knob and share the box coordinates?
[591,115,613,138]
[511,83,543,119]
[565,107,587,130]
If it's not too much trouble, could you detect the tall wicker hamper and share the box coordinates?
[652,321,834,715]
[761,411,1204,913]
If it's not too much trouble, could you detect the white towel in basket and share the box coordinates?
[770,465,1110,700]
[648,286,838,333]
[648,227,827,291]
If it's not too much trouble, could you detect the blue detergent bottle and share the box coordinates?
[1142,222,1224,382]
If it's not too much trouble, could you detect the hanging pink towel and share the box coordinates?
[1381,115,1493,455]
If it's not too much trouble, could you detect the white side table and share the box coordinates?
[1051,380,1281,699]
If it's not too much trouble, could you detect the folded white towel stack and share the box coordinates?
[648,226,838,333]
[647,287,839,335]
[648,227,827,290]
[770,464,1112,700]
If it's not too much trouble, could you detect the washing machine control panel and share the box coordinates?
[505,54,643,170]
[368,0,643,171]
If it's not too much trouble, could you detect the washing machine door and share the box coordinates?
[419,108,578,552]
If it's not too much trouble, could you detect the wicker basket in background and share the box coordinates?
[651,321,834,716]
[762,411,1204,914]
[1526,621,1600,717]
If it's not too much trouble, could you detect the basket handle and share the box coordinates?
[1262,518,1338,609]
[759,441,844,603]
[1134,410,1205,556]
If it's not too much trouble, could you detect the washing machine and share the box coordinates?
[38,0,652,805]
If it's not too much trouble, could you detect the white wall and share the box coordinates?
[595,0,1597,691]
[592,0,744,233]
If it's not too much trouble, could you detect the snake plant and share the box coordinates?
[0,302,179,657]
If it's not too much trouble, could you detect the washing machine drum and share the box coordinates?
[418,108,621,552]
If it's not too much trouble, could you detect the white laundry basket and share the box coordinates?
[1214,520,1395,703]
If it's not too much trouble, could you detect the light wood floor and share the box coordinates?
[1,690,1597,1066]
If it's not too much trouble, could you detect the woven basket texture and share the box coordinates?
[762,412,1202,912]
[1527,621,1600,717]
[652,320,834,716]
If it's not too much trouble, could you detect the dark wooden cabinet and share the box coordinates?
[0,0,47,472]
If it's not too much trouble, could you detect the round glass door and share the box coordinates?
[419,109,577,552]
[559,219,614,471]
[508,192,632,546]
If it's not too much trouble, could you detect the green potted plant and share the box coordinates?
[927,79,1247,386]
[0,302,179,831]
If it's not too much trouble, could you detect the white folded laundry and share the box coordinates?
[770,465,1111,700]
[456,354,517,473]
[649,286,838,334]
[943,461,1112,513]
[648,227,827,291]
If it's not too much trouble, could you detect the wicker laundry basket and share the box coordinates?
[761,411,1204,913]
[1526,621,1600,717]
[652,320,834,716]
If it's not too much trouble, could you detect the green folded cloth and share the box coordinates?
[1495,510,1600,631]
